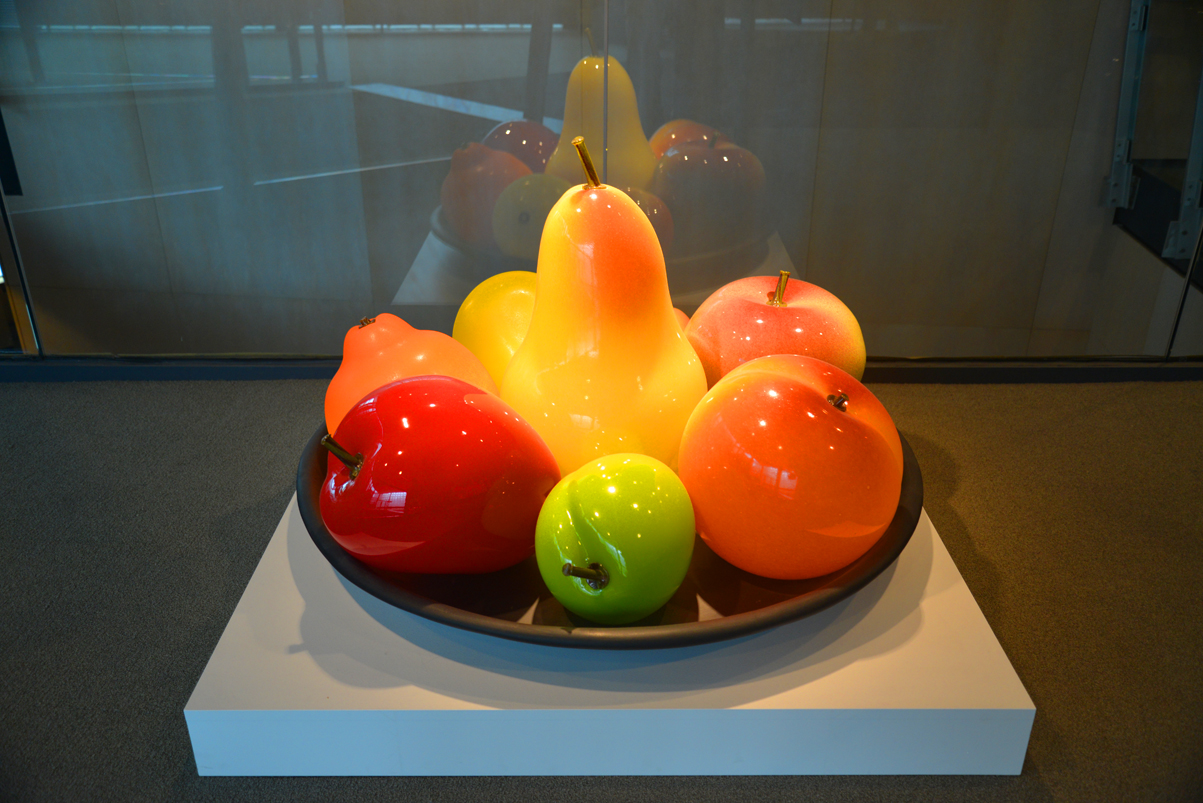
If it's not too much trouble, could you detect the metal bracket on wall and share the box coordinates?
[1161,66,1203,259]
[1104,0,1150,209]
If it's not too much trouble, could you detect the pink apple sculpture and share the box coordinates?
[685,271,866,387]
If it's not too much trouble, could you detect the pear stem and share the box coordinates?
[321,435,365,480]
[768,270,790,306]
[573,137,602,188]
[585,26,597,57]
[563,561,609,590]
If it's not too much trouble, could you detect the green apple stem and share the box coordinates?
[358,316,376,328]
[321,435,365,480]
[768,270,790,306]
[827,393,849,411]
[573,137,602,188]
[563,561,609,590]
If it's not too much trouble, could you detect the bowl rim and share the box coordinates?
[296,424,924,649]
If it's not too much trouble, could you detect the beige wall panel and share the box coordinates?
[1084,226,1175,355]
[808,126,1076,331]
[175,292,360,354]
[1030,0,1127,344]
[863,322,1031,358]
[810,0,1099,355]
[1169,284,1203,357]
[1026,327,1091,357]
[30,286,184,354]
[113,2,373,305]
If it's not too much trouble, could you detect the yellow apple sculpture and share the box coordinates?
[544,57,657,192]
[453,271,537,387]
[501,138,707,474]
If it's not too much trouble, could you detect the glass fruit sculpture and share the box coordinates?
[535,454,695,625]
[325,313,498,436]
[320,376,560,574]
[501,138,708,475]
[453,271,537,388]
[686,270,867,386]
[677,354,903,580]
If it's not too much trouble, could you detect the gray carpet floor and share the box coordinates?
[0,379,1200,802]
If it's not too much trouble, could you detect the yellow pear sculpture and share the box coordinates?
[501,138,708,474]
[544,56,658,192]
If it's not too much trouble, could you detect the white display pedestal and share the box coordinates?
[185,498,1034,776]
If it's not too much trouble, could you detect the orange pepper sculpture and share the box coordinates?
[325,313,499,435]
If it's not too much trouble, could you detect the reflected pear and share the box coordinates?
[545,57,657,192]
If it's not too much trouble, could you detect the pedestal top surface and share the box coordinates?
[186,498,1033,714]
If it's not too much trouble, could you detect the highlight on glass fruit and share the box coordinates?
[320,375,560,574]
[535,453,695,625]
[677,354,903,580]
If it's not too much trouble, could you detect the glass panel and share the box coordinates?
[0,0,1199,359]
[611,0,1199,358]
[1169,272,1203,355]
[0,0,587,354]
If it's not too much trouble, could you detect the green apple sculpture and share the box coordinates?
[535,454,695,625]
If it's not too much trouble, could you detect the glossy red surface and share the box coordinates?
[320,375,560,574]
[685,274,866,386]
[483,119,559,173]
[677,355,903,580]
[648,119,731,159]
[648,140,765,256]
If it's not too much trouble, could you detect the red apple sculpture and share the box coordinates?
[483,119,559,173]
[677,354,903,580]
[649,138,765,256]
[649,119,731,159]
[686,270,866,386]
[440,142,530,250]
[319,375,561,574]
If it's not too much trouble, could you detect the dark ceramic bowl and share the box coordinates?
[296,425,923,649]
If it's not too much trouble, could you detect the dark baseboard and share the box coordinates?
[0,356,340,382]
[1,355,1202,384]
[862,359,1203,383]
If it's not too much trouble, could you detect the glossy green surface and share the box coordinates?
[535,453,695,625]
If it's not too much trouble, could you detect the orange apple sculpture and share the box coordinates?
[677,354,903,580]
[440,142,530,250]
[686,270,866,386]
[501,138,707,474]
[325,313,498,435]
